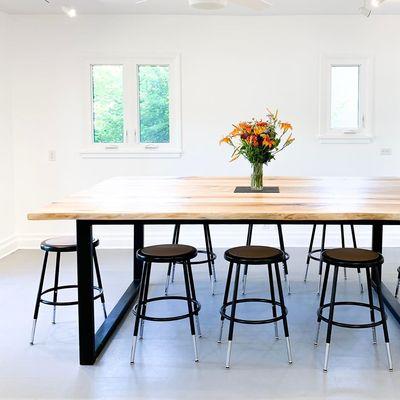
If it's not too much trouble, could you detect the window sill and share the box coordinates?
[318,134,373,144]
[80,148,183,159]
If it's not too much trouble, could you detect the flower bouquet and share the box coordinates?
[220,110,294,191]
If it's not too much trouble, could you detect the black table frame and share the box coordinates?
[76,219,400,365]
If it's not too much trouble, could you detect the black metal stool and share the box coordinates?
[165,223,217,295]
[30,236,107,345]
[395,266,400,298]
[314,248,393,372]
[218,245,293,368]
[243,224,291,295]
[305,224,363,294]
[131,244,201,364]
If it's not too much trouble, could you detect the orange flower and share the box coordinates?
[219,136,232,145]
[280,122,293,132]
[263,136,275,148]
[253,125,265,135]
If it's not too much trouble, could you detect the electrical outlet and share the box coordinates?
[380,148,392,156]
[48,150,56,162]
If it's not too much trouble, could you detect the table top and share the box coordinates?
[27,176,400,222]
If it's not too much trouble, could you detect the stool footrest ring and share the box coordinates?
[40,285,103,306]
[220,298,287,325]
[132,295,201,322]
[318,301,385,329]
[175,249,217,266]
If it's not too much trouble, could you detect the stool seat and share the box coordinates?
[137,244,197,262]
[225,246,284,264]
[40,236,99,252]
[323,248,383,266]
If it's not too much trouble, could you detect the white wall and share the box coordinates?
[0,12,16,257]
[7,15,400,248]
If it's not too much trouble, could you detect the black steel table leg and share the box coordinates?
[76,220,96,365]
[371,223,400,324]
[77,221,144,365]
[134,223,144,281]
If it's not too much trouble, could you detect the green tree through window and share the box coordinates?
[92,65,124,143]
[138,65,170,143]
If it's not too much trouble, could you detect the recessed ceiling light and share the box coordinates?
[61,6,77,18]
[371,0,385,7]
[189,0,228,10]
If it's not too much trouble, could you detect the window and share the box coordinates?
[83,55,181,158]
[320,57,372,143]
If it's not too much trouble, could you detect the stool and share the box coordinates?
[165,223,217,295]
[243,224,291,295]
[218,245,293,368]
[304,224,363,294]
[315,248,393,372]
[30,236,107,345]
[395,266,400,298]
[130,244,201,364]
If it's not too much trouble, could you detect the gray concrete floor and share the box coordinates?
[0,247,400,399]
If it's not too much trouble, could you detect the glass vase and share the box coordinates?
[251,162,264,191]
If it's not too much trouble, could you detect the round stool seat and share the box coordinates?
[137,244,197,262]
[224,245,284,264]
[322,248,383,267]
[40,236,99,252]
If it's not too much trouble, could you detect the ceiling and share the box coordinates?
[1,0,400,16]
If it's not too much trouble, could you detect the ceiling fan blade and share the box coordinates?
[230,0,272,11]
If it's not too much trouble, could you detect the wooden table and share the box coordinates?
[28,176,400,365]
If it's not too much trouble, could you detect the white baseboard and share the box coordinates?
[15,224,400,252]
[0,235,18,259]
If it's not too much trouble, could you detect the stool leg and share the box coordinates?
[305,224,316,282]
[166,225,180,294]
[203,224,215,295]
[274,262,293,364]
[317,225,327,295]
[267,263,279,340]
[93,248,107,319]
[277,224,291,295]
[130,262,149,364]
[182,261,199,362]
[323,265,339,372]
[395,270,400,298]
[30,251,49,345]
[242,224,253,295]
[340,225,348,280]
[226,263,241,368]
[187,262,202,338]
[139,262,152,340]
[365,267,377,344]
[314,263,330,346]
[350,225,364,293]
[171,224,180,283]
[375,266,393,371]
[205,224,217,283]
[52,252,61,324]
[218,262,234,343]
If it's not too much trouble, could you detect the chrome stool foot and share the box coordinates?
[130,335,138,364]
[286,337,293,364]
[323,343,330,372]
[30,319,37,345]
[386,342,393,371]
[192,335,199,362]
[225,340,233,368]
[217,320,224,343]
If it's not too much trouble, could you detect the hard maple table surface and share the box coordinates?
[28,176,400,221]
[27,176,400,365]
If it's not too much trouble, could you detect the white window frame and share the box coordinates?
[80,54,182,158]
[319,56,373,143]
